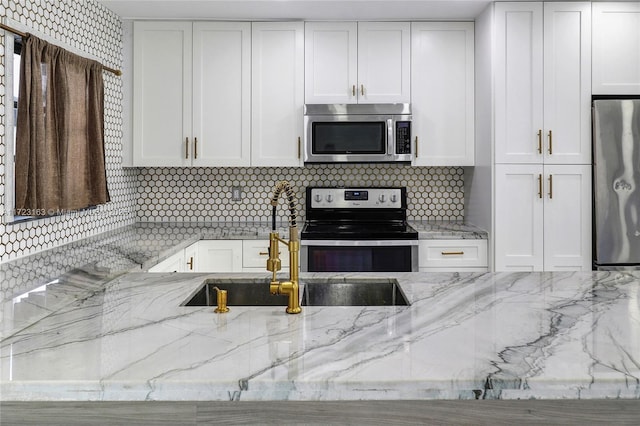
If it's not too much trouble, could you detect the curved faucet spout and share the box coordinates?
[270,180,298,231]
[267,180,301,314]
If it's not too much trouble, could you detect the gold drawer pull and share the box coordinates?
[441,251,464,256]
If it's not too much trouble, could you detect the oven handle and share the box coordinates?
[300,240,419,247]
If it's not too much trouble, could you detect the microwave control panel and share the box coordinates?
[396,121,412,154]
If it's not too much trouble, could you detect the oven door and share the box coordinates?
[300,240,419,272]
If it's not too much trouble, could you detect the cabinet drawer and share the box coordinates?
[242,240,290,269]
[419,239,488,268]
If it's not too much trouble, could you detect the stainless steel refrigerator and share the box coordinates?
[593,97,640,270]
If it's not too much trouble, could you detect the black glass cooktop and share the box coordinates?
[301,221,418,240]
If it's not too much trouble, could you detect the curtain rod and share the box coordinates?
[0,22,122,76]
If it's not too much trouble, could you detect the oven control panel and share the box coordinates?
[309,188,403,209]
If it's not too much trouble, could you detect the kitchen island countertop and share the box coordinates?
[1,269,639,402]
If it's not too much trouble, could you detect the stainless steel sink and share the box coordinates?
[182,278,409,307]
[182,278,289,306]
[301,278,409,306]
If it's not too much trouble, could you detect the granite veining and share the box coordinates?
[409,220,488,240]
[1,270,639,401]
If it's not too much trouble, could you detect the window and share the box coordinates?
[4,27,110,223]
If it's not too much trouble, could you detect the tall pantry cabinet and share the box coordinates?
[492,2,592,271]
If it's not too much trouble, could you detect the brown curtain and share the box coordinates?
[15,33,110,216]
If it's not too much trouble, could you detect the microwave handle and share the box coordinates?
[387,119,393,156]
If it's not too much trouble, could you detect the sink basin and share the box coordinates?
[182,278,289,306]
[182,278,409,308]
[301,279,409,306]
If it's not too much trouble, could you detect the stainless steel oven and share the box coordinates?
[300,187,419,272]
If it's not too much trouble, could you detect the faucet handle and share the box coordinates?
[267,232,282,272]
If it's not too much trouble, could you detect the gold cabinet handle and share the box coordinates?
[361,84,364,96]
[538,174,543,199]
[260,251,280,256]
[548,174,553,199]
[194,137,198,159]
[352,85,356,96]
[185,137,189,159]
[186,256,194,271]
[548,130,553,155]
[414,136,418,158]
[441,251,464,256]
[537,130,542,154]
[297,137,301,159]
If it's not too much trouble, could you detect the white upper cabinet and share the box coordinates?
[133,21,192,166]
[494,2,591,165]
[251,22,305,167]
[304,22,410,104]
[411,22,475,166]
[357,22,411,103]
[592,2,640,94]
[192,22,251,166]
[133,21,251,166]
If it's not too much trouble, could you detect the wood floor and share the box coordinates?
[2,400,640,425]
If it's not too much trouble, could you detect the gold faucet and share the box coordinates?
[267,181,301,314]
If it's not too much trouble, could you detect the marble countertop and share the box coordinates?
[1,269,639,401]
[0,220,485,318]
[409,220,488,240]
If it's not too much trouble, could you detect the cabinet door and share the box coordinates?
[543,2,591,165]
[198,240,243,272]
[192,22,251,166]
[148,250,186,272]
[494,3,544,164]
[593,2,640,95]
[133,21,192,166]
[411,22,474,166]
[494,164,544,271]
[304,22,358,104]
[242,240,290,271]
[251,22,304,167]
[543,165,591,271]
[357,22,410,103]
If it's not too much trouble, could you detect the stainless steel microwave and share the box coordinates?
[303,103,412,164]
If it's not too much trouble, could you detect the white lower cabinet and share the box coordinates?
[148,250,189,272]
[148,239,293,273]
[242,240,290,272]
[419,240,488,272]
[197,240,244,272]
[494,164,591,271]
